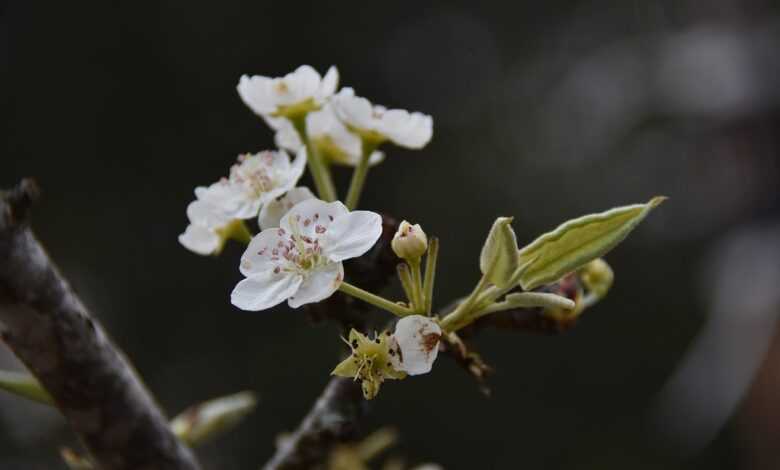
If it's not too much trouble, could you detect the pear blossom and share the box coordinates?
[331,329,406,400]
[388,315,442,376]
[391,220,428,261]
[331,87,433,149]
[258,186,316,230]
[265,106,385,167]
[178,199,235,256]
[231,199,382,311]
[237,65,339,118]
[196,149,306,220]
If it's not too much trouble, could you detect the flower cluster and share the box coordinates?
[179,63,662,401]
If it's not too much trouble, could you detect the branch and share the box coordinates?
[0,180,201,470]
[263,377,366,470]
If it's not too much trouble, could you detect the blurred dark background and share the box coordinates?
[3,0,780,468]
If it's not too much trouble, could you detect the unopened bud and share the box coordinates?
[171,391,257,446]
[391,221,428,261]
[579,258,614,299]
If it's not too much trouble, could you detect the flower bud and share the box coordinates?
[579,258,614,299]
[391,221,428,261]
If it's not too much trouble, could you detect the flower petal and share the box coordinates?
[279,198,349,239]
[230,273,302,311]
[381,110,433,149]
[239,228,292,277]
[319,66,339,100]
[288,262,343,308]
[258,186,316,230]
[179,224,221,255]
[324,210,383,262]
[391,315,442,375]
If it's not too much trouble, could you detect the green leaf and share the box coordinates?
[517,197,666,290]
[479,217,520,288]
[503,292,576,310]
[0,370,54,406]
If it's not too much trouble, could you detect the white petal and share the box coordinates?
[279,198,349,239]
[179,224,220,255]
[239,228,291,277]
[186,200,230,229]
[319,66,339,100]
[392,315,442,375]
[231,273,302,312]
[195,182,250,219]
[323,211,383,262]
[287,262,343,308]
[258,187,316,230]
[381,110,433,149]
[332,88,374,130]
[237,75,275,116]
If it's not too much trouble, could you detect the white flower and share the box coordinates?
[196,149,306,220]
[178,199,234,255]
[237,65,339,118]
[389,315,442,376]
[231,199,383,311]
[265,106,385,167]
[331,87,433,149]
[258,186,316,230]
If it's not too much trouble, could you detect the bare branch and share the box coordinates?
[0,179,201,470]
[264,377,366,470]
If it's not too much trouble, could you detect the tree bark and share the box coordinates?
[0,179,201,470]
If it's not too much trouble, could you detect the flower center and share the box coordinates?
[231,154,277,198]
[272,216,327,276]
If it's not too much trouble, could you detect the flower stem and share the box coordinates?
[290,117,337,202]
[409,258,424,313]
[396,263,416,308]
[339,281,413,317]
[345,142,377,210]
[439,274,490,332]
[422,237,439,314]
[230,220,254,244]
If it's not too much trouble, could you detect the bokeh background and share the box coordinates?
[3,0,780,468]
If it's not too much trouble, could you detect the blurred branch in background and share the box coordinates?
[651,224,780,456]
[0,180,201,470]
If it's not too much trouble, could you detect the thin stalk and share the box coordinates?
[409,258,424,313]
[344,142,377,210]
[339,281,413,318]
[290,117,337,202]
[396,263,416,308]
[422,237,439,314]
[439,274,490,332]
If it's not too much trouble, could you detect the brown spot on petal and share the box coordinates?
[422,333,441,352]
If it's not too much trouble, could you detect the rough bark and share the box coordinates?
[0,179,201,470]
[263,377,366,470]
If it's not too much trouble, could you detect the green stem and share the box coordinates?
[396,263,416,308]
[409,258,425,313]
[344,142,377,210]
[439,274,490,332]
[290,117,337,202]
[339,281,413,318]
[422,237,439,314]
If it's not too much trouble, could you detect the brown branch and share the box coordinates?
[263,377,366,470]
[0,179,201,470]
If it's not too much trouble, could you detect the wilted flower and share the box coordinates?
[237,65,338,118]
[196,149,306,220]
[179,199,237,256]
[389,315,441,376]
[231,199,382,311]
[258,186,316,230]
[331,88,433,149]
[331,329,406,400]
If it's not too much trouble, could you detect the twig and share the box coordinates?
[0,179,201,470]
[263,377,366,470]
